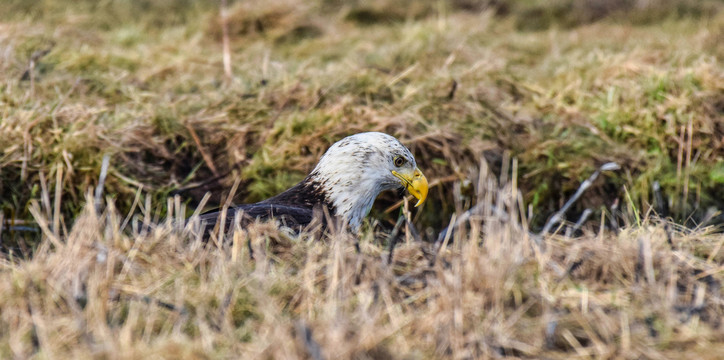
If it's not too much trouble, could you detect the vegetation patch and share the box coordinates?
[0,1,722,357]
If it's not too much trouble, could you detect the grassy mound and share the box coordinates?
[1,0,722,241]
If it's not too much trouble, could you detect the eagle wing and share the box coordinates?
[196,202,316,233]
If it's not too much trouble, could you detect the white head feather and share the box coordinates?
[308,132,418,232]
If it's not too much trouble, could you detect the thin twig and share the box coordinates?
[682,118,693,215]
[1,226,39,233]
[39,171,51,219]
[538,162,620,240]
[20,43,54,82]
[185,123,219,177]
[247,227,254,260]
[406,218,422,243]
[386,216,406,265]
[565,208,593,237]
[447,79,458,100]
[430,213,456,267]
[609,198,620,235]
[94,155,111,213]
[637,237,656,286]
[120,186,145,232]
[220,0,232,79]
[217,176,242,244]
[53,164,63,239]
[28,200,62,248]
[212,290,234,331]
[296,321,325,360]
[652,181,669,218]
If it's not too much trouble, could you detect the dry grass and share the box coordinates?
[2,168,723,358]
[1,0,724,358]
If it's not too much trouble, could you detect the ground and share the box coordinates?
[0,0,723,358]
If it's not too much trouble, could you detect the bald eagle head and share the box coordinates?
[198,132,428,235]
[306,132,428,231]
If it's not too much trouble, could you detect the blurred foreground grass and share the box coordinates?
[2,171,724,358]
[0,0,723,357]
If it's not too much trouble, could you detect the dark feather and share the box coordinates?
[195,178,334,234]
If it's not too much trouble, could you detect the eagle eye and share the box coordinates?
[393,156,406,167]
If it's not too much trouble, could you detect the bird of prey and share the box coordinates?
[197,132,428,233]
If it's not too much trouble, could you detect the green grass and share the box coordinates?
[1,0,723,358]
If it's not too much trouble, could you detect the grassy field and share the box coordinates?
[1,0,723,358]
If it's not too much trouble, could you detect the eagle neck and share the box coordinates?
[307,170,385,232]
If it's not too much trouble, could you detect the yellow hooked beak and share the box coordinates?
[391,167,428,207]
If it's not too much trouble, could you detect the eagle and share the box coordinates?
[197,132,428,234]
